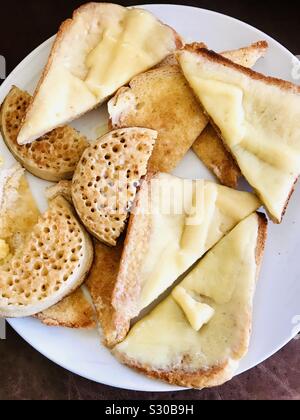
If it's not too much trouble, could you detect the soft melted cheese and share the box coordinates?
[190,78,246,145]
[115,214,259,370]
[138,174,260,311]
[178,50,300,222]
[85,9,175,98]
[18,7,177,143]
[172,287,215,331]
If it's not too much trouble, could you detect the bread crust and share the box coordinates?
[86,239,126,347]
[36,287,96,329]
[184,46,300,94]
[111,173,156,344]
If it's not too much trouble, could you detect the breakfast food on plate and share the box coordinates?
[72,127,157,246]
[1,0,294,390]
[110,173,260,345]
[0,195,93,317]
[86,240,124,347]
[17,3,183,145]
[0,86,88,182]
[108,41,268,176]
[36,287,96,328]
[178,46,300,222]
[114,213,268,389]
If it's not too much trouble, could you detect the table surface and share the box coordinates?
[0,0,300,400]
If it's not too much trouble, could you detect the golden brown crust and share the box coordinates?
[255,213,268,267]
[111,173,156,344]
[184,46,300,94]
[280,177,299,223]
[155,43,206,68]
[36,288,96,329]
[115,354,232,389]
[86,239,126,347]
[221,41,268,67]
[192,124,241,188]
[222,40,268,55]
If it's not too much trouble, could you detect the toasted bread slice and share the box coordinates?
[0,86,88,182]
[0,195,93,317]
[178,47,300,222]
[86,240,125,347]
[17,3,182,145]
[108,64,208,173]
[114,213,268,389]
[192,124,241,188]
[108,41,267,174]
[36,287,96,328]
[0,164,40,261]
[221,40,268,67]
[72,128,156,246]
[111,173,260,345]
[192,41,268,188]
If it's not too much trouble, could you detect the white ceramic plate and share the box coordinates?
[1,4,300,392]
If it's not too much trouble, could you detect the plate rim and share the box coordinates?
[2,3,298,392]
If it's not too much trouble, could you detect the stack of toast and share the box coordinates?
[0,3,299,390]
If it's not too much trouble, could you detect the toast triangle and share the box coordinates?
[114,213,267,389]
[17,3,182,144]
[178,47,300,222]
[36,287,96,328]
[110,173,260,346]
[192,41,268,187]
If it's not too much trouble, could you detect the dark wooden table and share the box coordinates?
[1,0,299,400]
